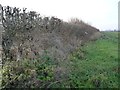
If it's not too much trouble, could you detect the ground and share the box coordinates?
[62,31,119,88]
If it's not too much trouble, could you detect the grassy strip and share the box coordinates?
[66,31,119,88]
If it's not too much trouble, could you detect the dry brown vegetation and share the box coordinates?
[0,5,101,62]
[0,5,102,88]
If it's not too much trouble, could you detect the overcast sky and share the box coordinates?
[0,0,119,31]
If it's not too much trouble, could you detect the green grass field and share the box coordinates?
[64,31,119,88]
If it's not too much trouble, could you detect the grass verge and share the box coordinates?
[66,31,119,88]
